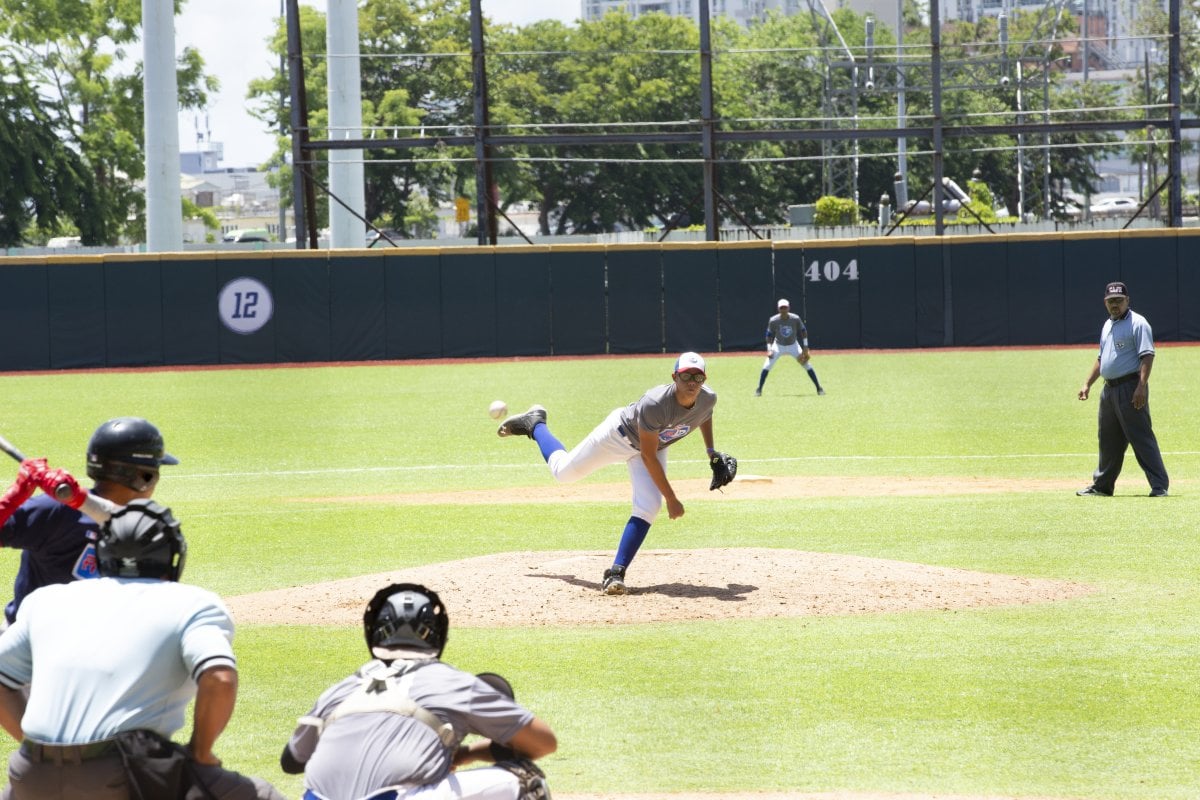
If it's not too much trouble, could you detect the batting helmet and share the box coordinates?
[86,417,179,492]
[364,583,449,660]
[97,498,187,581]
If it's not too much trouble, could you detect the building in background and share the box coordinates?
[582,0,804,26]
[179,138,289,244]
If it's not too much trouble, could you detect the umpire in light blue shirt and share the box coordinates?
[1076,281,1170,497]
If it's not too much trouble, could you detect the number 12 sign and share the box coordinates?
[218,277,274,335]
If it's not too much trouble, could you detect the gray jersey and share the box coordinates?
[766,313,806,346]
[617,384,717,451]
[286,659,533,799]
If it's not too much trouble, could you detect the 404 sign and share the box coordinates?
[804,258,859,282]
[218,277,274,335]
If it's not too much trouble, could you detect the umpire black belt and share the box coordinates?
[20,739,116,763]
[1104,372,1139,388]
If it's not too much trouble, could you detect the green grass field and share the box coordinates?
[1,345,1197,798]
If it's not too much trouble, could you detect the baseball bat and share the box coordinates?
[0,432,119,523]
[0,433,28,464]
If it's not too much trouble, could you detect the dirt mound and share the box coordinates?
[224,548,1090,628]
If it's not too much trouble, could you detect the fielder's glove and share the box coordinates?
[709,451,737,491]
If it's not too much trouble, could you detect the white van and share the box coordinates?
[222,229,271,243]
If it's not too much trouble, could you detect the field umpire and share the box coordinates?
[1076,281,1169,497]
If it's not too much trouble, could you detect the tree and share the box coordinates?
[0,63,97,246]
[0,0,215,245]
[249,0,471,237]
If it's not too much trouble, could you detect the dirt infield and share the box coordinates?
[288,474,1081,507]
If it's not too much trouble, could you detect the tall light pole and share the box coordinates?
[143,0,182,251]
[896,0,907,208]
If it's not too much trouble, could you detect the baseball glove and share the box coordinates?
[798,350,811,365]
[709,451,737,491]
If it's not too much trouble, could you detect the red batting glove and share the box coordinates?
[38,467,88,510]
[0,462,45,526]
[18,458,47,489]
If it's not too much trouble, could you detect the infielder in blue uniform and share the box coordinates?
[0,418,177,624]
[282,583,556,800]
[755,298,825,396]
[1076,281,1169,497]
[497,352,724,595]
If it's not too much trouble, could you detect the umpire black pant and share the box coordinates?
[1092,378,1169,494]
[1,742,285,800]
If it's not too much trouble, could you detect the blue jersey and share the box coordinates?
[1098,309,1154,380]
[0,493,99,623]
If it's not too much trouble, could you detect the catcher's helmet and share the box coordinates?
[86,417,179,492]
[97,498,187,581]
[364,583,449,660]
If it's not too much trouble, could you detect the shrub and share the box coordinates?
[814,196,860,226]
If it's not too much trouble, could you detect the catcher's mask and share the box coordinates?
[364,583,448,661]
[86,417,179,492]
[97,498,187,581]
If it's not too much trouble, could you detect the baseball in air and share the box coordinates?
[488,400,508,419]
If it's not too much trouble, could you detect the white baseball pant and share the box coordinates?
[395,767,522,800]
[761,341,804,370]
[545,407,668,523]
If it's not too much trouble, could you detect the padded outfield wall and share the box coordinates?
[0,231,1196,371]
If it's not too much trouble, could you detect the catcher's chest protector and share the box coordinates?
[299,661,456,747]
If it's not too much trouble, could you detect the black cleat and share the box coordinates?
[1076,486,1113,497]
[601,565,627,595]
[497,405,547,439]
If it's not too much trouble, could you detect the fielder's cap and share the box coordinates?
[674,351,706,374]
[1104,281,1128,299]
[777,298,790,307]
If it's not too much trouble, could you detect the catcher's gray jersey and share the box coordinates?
[766,313,807,346]
[617,384,717,451]
[286,659,533,799]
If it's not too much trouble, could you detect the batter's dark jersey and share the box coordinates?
[0,493,99,623]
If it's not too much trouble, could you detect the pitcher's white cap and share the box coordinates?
[674,351,706,373]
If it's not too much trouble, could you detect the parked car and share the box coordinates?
[46,236,82,248]
[223,228,271,243]
[366,228,404,247]
[1089,197,1138,218]
[1053,200,1084,220]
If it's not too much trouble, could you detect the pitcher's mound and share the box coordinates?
[224,548,1090,627]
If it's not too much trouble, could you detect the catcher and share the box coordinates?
[281,583,555,800]
[497,351,735,596]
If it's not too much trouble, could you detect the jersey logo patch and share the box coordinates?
[73,543,99,580]
[658,424,691,444]
[780,325,794,338]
